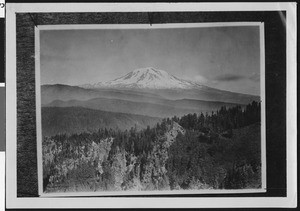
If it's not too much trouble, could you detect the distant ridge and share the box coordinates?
[45,97,242,118]
[42,83,259,105]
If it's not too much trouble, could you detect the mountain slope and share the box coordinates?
[143,87,259,105]
[42,107,161,137]
[78,67,259,104]
[81,67,203,90]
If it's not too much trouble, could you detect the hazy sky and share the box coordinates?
[40,26,261,95]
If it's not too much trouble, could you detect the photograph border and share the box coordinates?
[5,2,297,208]
[35,22,266,197]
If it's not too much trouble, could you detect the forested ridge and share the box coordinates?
[42,106,161,136]
[43,101,261,192]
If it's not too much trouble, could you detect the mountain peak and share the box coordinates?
[81,67,204,90]
[105,67,203,89]
[132,67,167,74]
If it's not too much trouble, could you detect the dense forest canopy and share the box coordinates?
[43,101,261,192]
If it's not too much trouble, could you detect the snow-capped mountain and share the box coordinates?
[81,67,203,90]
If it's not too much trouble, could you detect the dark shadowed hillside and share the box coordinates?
[45,97,241,118]
[42,107,161,137]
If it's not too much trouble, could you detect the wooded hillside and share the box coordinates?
[42,101,261,192]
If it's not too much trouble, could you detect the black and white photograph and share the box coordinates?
[5,2,297,209]
[37,23,265,195]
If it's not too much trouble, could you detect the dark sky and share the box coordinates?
[40,25,261,95]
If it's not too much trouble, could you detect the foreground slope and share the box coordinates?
[42,120,261,192]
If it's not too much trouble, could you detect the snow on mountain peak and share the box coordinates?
[131,67,168,76]
[81,67,204,90]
